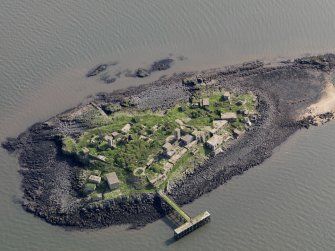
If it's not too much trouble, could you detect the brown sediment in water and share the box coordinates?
[2,54,335,229]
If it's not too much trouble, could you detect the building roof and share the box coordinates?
[233,129,243,136]
[82,147,90,154]
[105,172,119,185]
[202,98,210,106]
[175,119,184,126]
[181,134,194,144]
[213,120,228,129]
[121,124,131,133]
[88,175,101,184]
[207,134,224,147]
[169,148,188,164]
[97,155,107,162]
[166,150,176,158]
[111,131,119,137]
[163,142,173,151]
[104,135,113,141]
[221,112,237,120]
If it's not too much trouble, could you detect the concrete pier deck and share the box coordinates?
[174,211,211,239]
[158,190,210,240]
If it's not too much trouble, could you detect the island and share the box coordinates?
[3,54,335,232]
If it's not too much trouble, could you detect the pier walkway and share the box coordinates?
[157,190,210,240]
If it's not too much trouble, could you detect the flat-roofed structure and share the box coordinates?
[201,98,210,107]
[233,129,243,139]
[221,112,237,122]
[105,172,120,190]
[168,148,187,165]
[181,134,194,146]
[105,135,114,148]
[174,211,211,240]
[174,128,181,140]
[206,135,224,151]
[121,123,131,133]
[88,175,101,184]
[192,130,208,143]
[222,91,231,101]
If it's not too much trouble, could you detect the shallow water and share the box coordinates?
[1,1,335,250]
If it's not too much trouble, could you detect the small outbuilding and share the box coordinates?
[82,147,90,155]
[105,135,114,148]
[88,175,101,184]
[166,150,176,158]
[96,155,107,162]
[201,98,210,107]
[121,123,131,133]
[163,142,173,152]
[221,112,237,122]
[174,128,181,140]
[105,172,120,190]
[206,135,224,151]
[192,130,207,143]
[111,131,120,138]
[222,92,231,101]
[181,134,194,146]
[233,129,243,139]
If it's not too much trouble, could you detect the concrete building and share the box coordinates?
[96,155,107,162]
[220,112,237,122]
[181,134,194,146]
[201,98,210,107]
[166,149,176,158]
[88,175,101,184]
[175,119,184,126]
[213,120,228,129]
[84,183,96,194]
[82,147,90,155]
[222,91,231,101]
[209,120,228,135]
[163,142,173,152]
[146,158,154,167]
[174,128,181,141]
[190,100,200,108]
[111,131,120,138]
[184,140,197,150]
[192,130,208,143]
[105,135,114,148]
[169,148,188,165]
[206,135,224,151]
[105,172,120,190]
[164,162,174,173]
[121,123,131,133]
[233,129,243,139]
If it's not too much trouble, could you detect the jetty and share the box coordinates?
[158,190,210,240]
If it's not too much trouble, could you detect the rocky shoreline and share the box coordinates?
[3,54,335,229]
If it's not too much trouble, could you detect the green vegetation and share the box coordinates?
[62,88,257,200]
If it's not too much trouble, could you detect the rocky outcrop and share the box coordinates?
[3,54,335,229]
